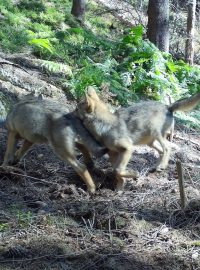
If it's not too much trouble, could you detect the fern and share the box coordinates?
[28,38,54,53]
[41,60,72,76]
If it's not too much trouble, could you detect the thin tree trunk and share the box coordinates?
[147,0,169,52]
[71,0,85,22]
[185,0,196,65]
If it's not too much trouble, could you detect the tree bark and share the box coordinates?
[185,0,196,65]
[71,0,85,22]
[147,0,169,52]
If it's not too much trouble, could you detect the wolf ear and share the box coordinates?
[85,94,95,113]
[86,86,100,101]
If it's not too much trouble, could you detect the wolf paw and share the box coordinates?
[88,186,96,194]
[130,170,139,179]
[115,169,139,179]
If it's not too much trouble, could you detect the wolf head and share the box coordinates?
[84,86,100,113]
[78,86,109,117]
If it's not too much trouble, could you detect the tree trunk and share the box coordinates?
[185,0,196,65]
[147,0,169,52]
[71,0,85,22]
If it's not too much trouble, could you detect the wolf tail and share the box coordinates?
[169,92,200,112]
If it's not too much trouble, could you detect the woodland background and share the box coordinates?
[0,1,200,269]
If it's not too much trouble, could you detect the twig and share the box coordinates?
[176,161,186,209]
[108,214,113,245]
[0,167,51,185]
[81,217,93,236]
[21,174,51,185]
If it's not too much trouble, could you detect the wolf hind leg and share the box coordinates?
[13,140,33,164]
[155,136,171,171]
[149,140,164,155]
[148,140,164,171]
[3,131,18,166]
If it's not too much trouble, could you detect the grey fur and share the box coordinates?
[77,87,200,190]
[2,97,107,193]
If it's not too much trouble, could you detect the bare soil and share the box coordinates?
[0,121,199,270]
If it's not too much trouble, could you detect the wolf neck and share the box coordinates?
[84,109,117,140]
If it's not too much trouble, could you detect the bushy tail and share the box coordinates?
[169,92,200,112]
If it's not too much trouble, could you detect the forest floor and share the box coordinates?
[0,119,200,270]
[0,1,200,268]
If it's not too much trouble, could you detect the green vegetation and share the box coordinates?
[0,0,199,109]
[0,222,9,232]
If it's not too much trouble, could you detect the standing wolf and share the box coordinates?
[2,95,107,194]
[77,87,200,190]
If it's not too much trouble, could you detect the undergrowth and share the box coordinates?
[0,0,199,127]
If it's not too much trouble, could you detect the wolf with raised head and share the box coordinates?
[77,87,200,190]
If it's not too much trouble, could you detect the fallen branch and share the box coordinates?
[0,61,30,74]
[174,134,200,148]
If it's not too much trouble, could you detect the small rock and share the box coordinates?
[37,210,47,215]
[159,227,169,235]
[27,201,47,209]
[192,252,199,260]
[171,188,177,194]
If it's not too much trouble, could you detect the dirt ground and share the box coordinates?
[0,122,200,270]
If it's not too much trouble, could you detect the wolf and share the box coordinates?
[1,95,107,194]
[77,87,200,190]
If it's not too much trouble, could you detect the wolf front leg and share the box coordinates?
[52,145,96,194]
[108,150,138,177]
[112,148,138,191]
[76,143,95,169]
[67,157,96,194]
